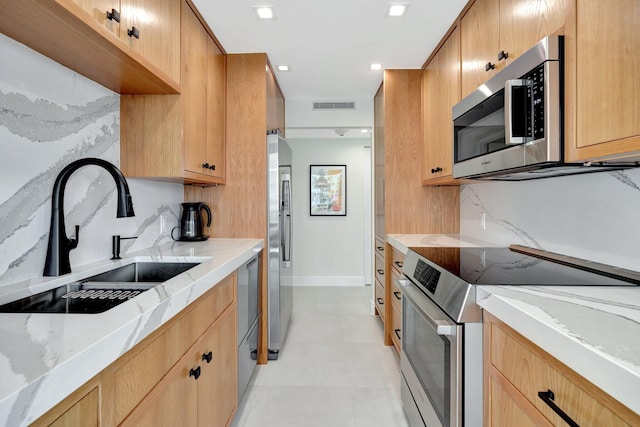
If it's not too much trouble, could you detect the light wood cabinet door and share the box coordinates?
[460,0,500,97]
[487,370,552,427]
[197,307,237,427]
[566,0,640,162]
[70,0,120,35]
[32,384,100,427]
[119,352,199,427]
[182,1,209,177]
[206,38,227,180]
[422,27,460,185]
[120,0,180,82]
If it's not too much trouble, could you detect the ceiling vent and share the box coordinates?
[312,101,356,111]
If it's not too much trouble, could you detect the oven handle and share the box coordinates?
[399,278,457,337]
[505,78,533,145]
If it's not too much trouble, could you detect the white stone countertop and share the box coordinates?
[477,285,640,415]
[387,233,500,254]
[0,238,263,427]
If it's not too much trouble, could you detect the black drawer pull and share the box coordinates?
[202,162,210,169]
[376,246,384,251]
[106,8,120,23]
[537,390,579,427]
[394,261,403,268]
[485,61,495,71]
[128,26,140,39]
[208,164,216,170]
[431,166,443,174]
[394,329,401,340]
[376,297,384,305]
[202,351,213,363]
[393,291,401,300]
[189,366,201,380]
[498,50,509,61]
[376,269,384,275]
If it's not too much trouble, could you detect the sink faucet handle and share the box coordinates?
[69,225,80,250]
[111,234,137,260]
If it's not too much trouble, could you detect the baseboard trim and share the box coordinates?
[293,276,367,286]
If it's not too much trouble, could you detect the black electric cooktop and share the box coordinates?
[407,245,640,287]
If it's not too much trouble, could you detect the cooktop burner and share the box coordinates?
[408,245,640,287]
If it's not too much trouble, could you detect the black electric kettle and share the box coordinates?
[172,202,212,241]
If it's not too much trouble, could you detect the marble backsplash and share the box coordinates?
[0,35,183,288]
[460,168,640,271]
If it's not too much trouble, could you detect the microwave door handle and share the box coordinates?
[504,79,533,145]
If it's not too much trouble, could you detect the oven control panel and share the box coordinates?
[414,259,440,294]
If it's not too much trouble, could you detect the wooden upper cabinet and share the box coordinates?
[120,0,226,185]
[266,65,286,134]
[422,27,460,186]
[565,0,640,162]
[460,0,567,98]
[0,0,180,93]
[119,0,181,83]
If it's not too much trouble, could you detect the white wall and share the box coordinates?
[0,34,183,288]
[288,138,371,286]
[460,168,640,271]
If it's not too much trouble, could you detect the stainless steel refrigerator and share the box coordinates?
[267,131,293,360]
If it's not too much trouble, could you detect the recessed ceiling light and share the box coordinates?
[253,6,276,20]
[370,63,383,71]
[277,65,290,71]
[361,129,370,133]
[387,3,409,17]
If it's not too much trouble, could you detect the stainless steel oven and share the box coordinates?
[400,249,483,427]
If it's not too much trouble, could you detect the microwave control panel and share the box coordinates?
[523,63,546,139]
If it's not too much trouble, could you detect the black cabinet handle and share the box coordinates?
[393,291,401,300]
[208,164,216,171]
[106,8,121,23]
[189,366,201,380]
[394,261,403,268]
[376,297,384,305]
[498,50,509,61]
[202,351,213,363]
[376,269,384,275]
[394,329,401,340]
[376,246,384,251]
[485,62,495,71]
[537,390,579,427]
[202,162,210,169]
[431,166,443,174]
[127,26,140,39]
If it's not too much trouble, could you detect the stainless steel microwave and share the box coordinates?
[452,36,564,180]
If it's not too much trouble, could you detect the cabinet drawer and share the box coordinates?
[391,301,401,353]
[390,270,402,313]
[375,254,385,283]
[391,247,405,274]
[375,238,385,258]
[375,281,385,321]
[489,320,638,426]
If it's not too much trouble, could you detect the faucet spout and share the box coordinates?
[44,158,135,276]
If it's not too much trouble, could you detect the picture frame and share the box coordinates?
[309,165,347,216]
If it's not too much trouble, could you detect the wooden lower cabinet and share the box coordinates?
[32,274,237,427]
[485,314,640,426]
[121,306,236,427]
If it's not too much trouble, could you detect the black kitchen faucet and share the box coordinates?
[43,158,135,276]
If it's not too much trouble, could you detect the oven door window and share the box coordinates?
[454,90,507,163]
[403,294,453,426]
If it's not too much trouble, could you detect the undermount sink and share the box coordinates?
[0,262,200,314]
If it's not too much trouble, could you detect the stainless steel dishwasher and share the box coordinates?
[237,254,260,402]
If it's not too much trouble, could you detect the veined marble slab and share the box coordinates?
[387,233,500,255]
[477,285,640,415]
[0,238,263,427]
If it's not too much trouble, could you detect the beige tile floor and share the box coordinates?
[231,286,409,427]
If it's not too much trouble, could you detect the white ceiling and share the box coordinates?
[191,0,468,100]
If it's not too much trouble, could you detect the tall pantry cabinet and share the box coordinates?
[373,70,460,351]
[185,53,286,365]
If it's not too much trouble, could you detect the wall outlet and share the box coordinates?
[480,212,486,230]
[160,213,168,234]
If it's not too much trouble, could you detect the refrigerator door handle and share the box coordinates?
[281,174,292,267]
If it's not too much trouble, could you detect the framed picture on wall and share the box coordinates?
[310,165,347,216]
